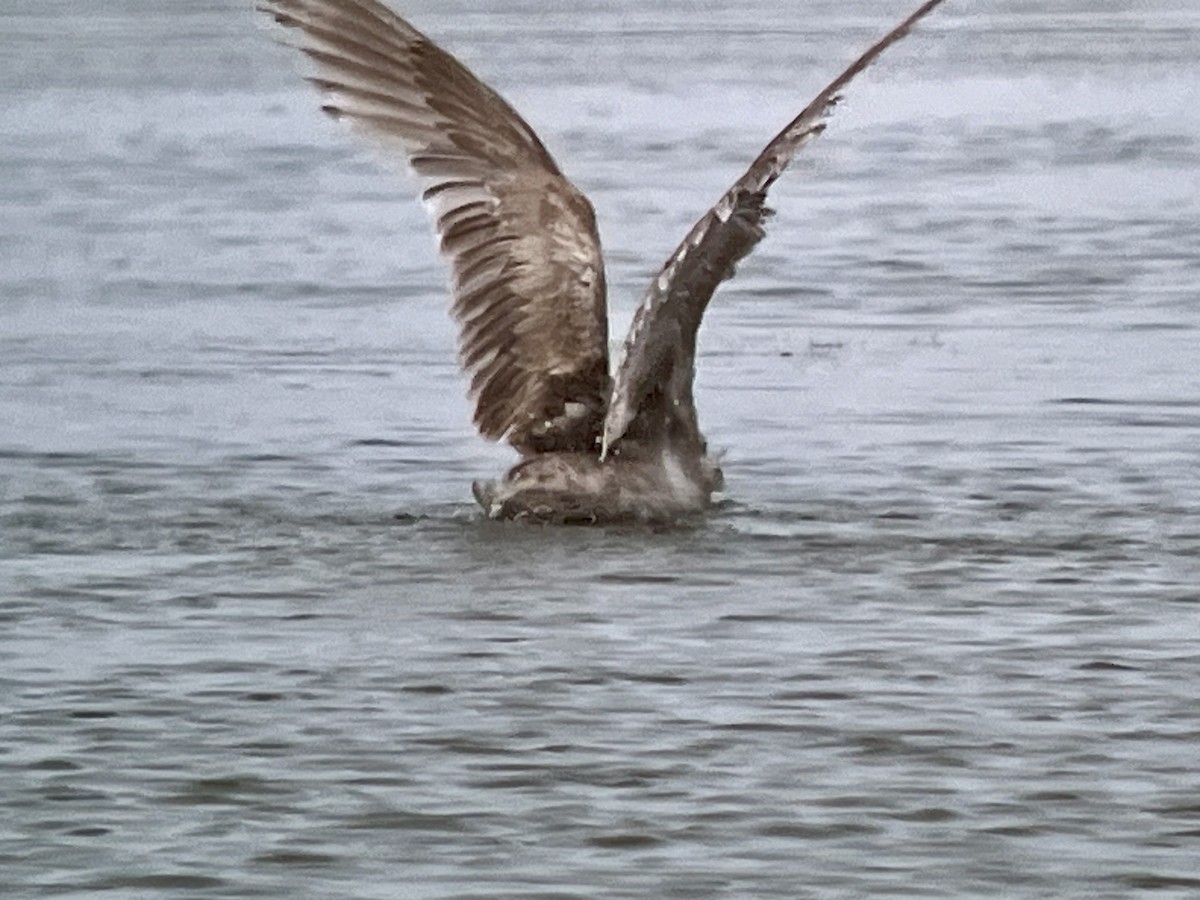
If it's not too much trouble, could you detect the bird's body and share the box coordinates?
[472,444,724,525]
[258,0,948,523]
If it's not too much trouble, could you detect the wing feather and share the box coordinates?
[602,0,948,457]
[259,0,610,452]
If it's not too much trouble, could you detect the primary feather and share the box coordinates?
[260,0,610,453]
[602,0,949,458]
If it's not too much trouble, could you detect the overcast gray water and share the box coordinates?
[3,1,1200,896]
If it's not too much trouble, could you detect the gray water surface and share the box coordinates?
[3,1,1200,897]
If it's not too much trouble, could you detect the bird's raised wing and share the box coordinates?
[602,0,948,458]
[260,0,610,453]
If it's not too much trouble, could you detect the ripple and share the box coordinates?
[3,2,1200,898]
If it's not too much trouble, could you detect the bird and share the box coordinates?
[258,0,948,523]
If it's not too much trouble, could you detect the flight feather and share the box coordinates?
[601,0,948,457]
[259,0,610,452]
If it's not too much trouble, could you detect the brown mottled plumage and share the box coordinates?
[258,0,948,522]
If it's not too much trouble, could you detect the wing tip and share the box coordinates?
[255,0,297,29]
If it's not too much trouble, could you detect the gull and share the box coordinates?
[258,0,948,523]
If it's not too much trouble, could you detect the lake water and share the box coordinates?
[3,0,1200,896]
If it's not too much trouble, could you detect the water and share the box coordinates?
[3,0,1200,896]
